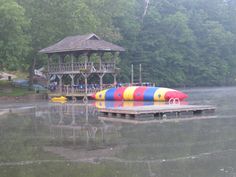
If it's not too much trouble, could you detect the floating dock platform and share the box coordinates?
[98,105,216,119]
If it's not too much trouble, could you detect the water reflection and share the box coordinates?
[93,100,188,109]
[36,103,122,153]
[1,87,236,177]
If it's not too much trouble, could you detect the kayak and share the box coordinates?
[51,96,67,103]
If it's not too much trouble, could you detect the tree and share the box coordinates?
[2,0,236,87]
[0,0,30,70]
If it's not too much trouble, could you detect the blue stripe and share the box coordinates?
[105,88,116,100]
[105,101,115,108]
[143,87,158,101]
[144,101,154,106]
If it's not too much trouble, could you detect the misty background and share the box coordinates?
[1,0,236,87]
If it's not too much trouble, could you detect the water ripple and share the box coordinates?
[0,148,236,166]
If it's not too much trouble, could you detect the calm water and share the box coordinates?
[0,87,236,177]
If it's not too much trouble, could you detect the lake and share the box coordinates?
[0,87,236,177]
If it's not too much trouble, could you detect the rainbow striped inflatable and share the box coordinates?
[91,86,188,101]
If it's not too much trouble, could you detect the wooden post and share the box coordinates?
[82,53,90,102]
[99,52,104,71]
[84,74,88,102]
[66,85,69,95]
[69,74,75,93]
[71,54,74,71]
[60,76,62,94]
[85,75,87,94]
[82,73,89,102]
[99,73,105,90]
[113,73,117,86]
[57,74,62,94]
[85,53,88,69]
[47,54,52,90]
[59,55,62,72]
[47,54,51,74]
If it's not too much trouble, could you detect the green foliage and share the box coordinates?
[1,0,236,86]
[116,0,236,86]
[0,0,30,70]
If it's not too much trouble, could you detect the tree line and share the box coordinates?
[1,0,236,87]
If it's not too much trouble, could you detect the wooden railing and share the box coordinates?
[48,62,116,73]
[49,84,115,95]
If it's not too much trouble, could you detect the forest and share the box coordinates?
[1,0,236,87]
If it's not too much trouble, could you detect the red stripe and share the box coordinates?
[113,87,127,101]
[164,91,188,101]
[133,86,148,101]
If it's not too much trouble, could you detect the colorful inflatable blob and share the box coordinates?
[91,86,188,101]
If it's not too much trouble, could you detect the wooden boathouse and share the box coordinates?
[39,33,125,100]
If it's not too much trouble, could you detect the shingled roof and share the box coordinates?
[39,33,125,54]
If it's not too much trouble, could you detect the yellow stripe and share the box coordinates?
[123,86,138,101]
[95,89,108,100]
[153,102,166,106]
[153,88,172,101]
[123,101,134,107]
[94,101,105,108]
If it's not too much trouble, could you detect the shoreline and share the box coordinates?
[0,93,48,103]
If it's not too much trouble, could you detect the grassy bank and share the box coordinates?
[0,80,35,97]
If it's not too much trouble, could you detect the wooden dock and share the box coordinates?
[98,105,216,119]
[48,92,94,98]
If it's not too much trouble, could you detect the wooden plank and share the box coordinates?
[98,105,216,117]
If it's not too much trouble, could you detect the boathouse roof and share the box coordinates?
[39,33,125,54]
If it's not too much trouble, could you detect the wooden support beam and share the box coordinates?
[81,73,90,102]
[69,74,75,93]
[57,74,63,94]
[99,52,104,71]
[47,54,52,89]
[113,73,117,86]
[98,73,105,90]
[71,54,74,71]
[84,53,88,69]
